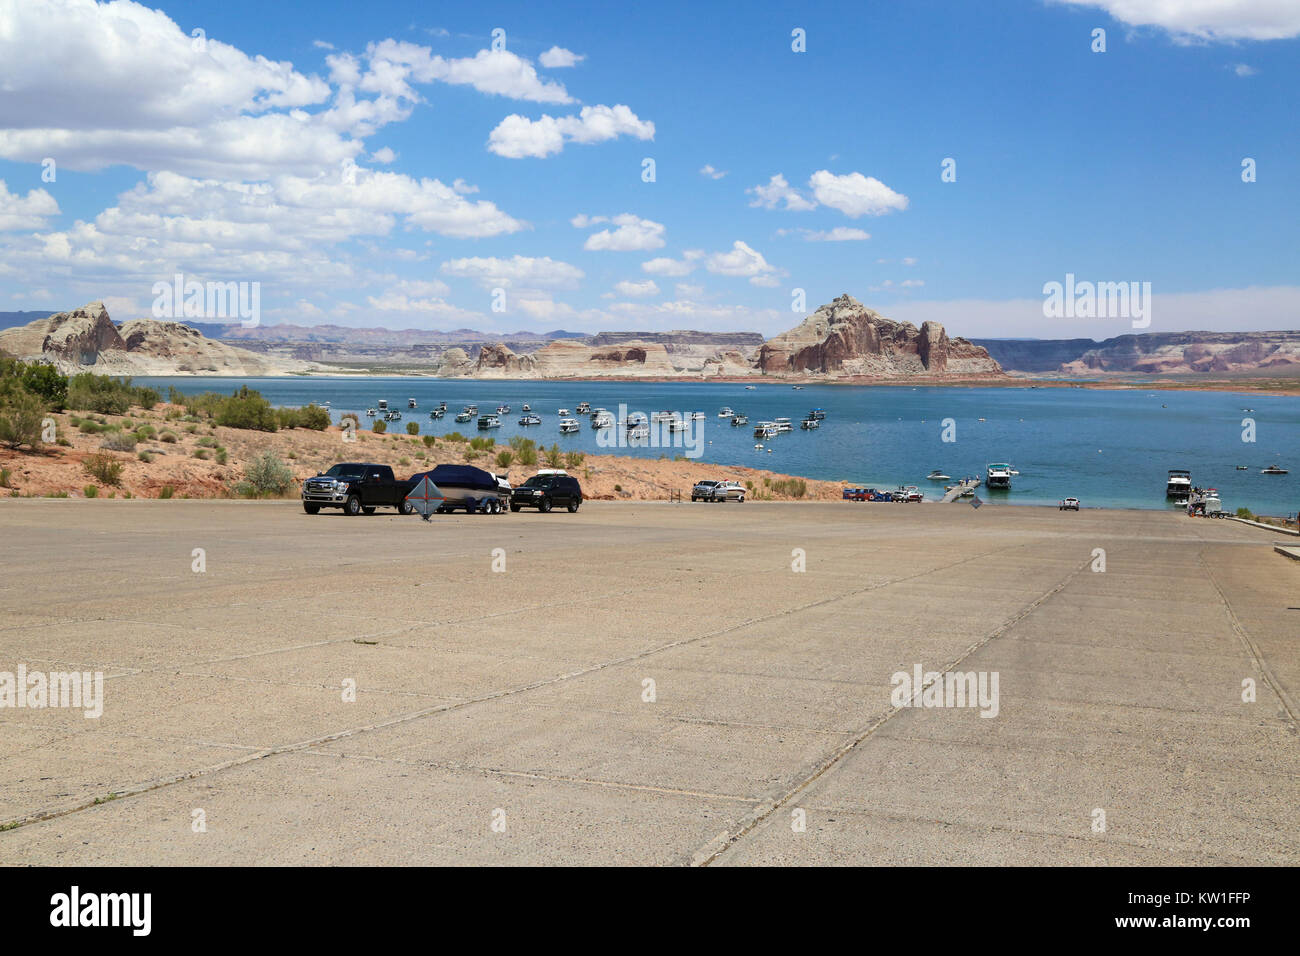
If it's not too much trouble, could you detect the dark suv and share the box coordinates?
[511,472,583,513]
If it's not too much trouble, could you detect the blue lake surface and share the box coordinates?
[134,376,1299,514]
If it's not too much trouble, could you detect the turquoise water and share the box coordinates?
[134,376,1299,514]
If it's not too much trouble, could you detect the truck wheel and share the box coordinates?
[399,499,415,516]
[539,497,552,513]
[344,495,362,516]
[303,503,320,514]
[691,496,698,502]
[510,503,521,512]
[567,499,580,513]
[362,506,376,515]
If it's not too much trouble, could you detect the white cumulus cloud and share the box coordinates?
[539,46,585,68]
[574,213,666,251]
[487,105,655,158]
[1053,0,1300,41]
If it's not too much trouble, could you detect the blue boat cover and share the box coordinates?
[413,464,498,492]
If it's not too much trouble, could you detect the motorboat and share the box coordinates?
[731,414,749,426]
[627,423,650,440]
[719,406,734,417]
[477,414,501,430]
[428,408,444,420]
[800,417,819,429]
[1166,469,1191,497]
[591,410,614,428]
[745,385,756,390]
[1236,465,1249,470]
[926,470,950,481]
[625,412,648,429]
[753,421,778,439]
[496,404,510,414]
[985,463,1013,490]
[454,410,473,423]
[521,403,530,412]
[518,414,541,426]
[377,399,388,411]
[408,398,417,409]
[559,417,580,434]
[438,402,447,412]
[773,417,794,433]
[365,408,376,418]
[667,419,688,432]
[792,385,803,390]
[464,404,478,414]
[576,402,591,415]
[1261,465,1289,475]
[807,408,825,420]
[690,411,706,420]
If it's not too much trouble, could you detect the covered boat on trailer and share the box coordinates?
[409,464,505,514]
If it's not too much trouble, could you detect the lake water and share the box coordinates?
[133,376,1299,514]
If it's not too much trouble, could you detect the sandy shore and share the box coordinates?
[0,500,1295,864]
[0,404,845,501]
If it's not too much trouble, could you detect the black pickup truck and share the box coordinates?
[302,463,418,516]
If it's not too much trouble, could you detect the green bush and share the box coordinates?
[17,361,68,409]
[564,451,585,469]
[469,436,494,451]
[83,484,98,498]
[275,403,330,430]
[158,485,175,499]
[215,386,277,432]
[516,443,538,466]
[197,436,217,447]
[444,431,468,443]
[78,419,102,433]
[422,434,436,447]
[543,443,563,468]
[239,451,294,497]
[159,431,178,443]
[84,452,123,486]
[0,467,10,487]
[398,456,410,466]
[66,373,157,414]
[0,388,47,450]
[138,450,154,463]
[372,419,387,434]
[215,448,228,465]
[770,478,807,498]
[135,424,156,441]
[1236,507,1255,520]
[495,449,514,469]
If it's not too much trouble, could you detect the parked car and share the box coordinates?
[1059,497,1080,511]
[511,472,584,513]
[691,479,745,502]
[302,463,417,516]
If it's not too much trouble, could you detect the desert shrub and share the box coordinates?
[565,451,585,469]
[193,449,209,460]
[83,484,98,498]
[275,403,330,430]
[405,421,419,436]
[0,388,47,449]
[215,386,277,432]
[443,431,467,443]
[196,436,217,447]
[185,424,198,434]
[464,449,479,461]
[84,452,123,486]
[469,436,494,451]
[543,443,563,468]
[398,456,410,466]
[100,432,137,452]
[66,373,157,414]
[516,444,538,466]
[12,361,68,410]
[0,468,9,487]
[770,478,807,498]
[239,451,293,497]
[422,434,436,447]
[495,450,514,469]
[1236,507,1255,519]
[372,419,387,434]
[134,424,156,441]
[287,451,296,459]
[78,419,101,433]
[138,450,153,463]
[215,448,228,465]
[614,484,622,493]
[159,431,178,443]
[158,485,175,499]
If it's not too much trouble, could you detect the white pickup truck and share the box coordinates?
[691,479,746,502]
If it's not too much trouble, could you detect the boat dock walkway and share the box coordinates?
[942,478,981,502]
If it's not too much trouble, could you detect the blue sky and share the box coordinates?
[0,0,1296,338]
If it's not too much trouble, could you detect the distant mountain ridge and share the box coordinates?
[974,330,1300,374]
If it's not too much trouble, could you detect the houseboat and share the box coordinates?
[986,463,1013,490]
[1166,469,1191,497]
